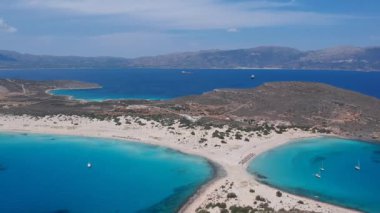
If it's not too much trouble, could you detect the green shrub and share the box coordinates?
[227,192,237,199]
[229,205,254,213]
[212,130,225,139]
[235,132,243,140]
[199,138,208,143]
[215,202,227,209]
[220,209,229,213]
[255,195,265,202]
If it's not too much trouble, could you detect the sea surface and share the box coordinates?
[0,68,379,101]
[0,132,213,213]
[248,137,380,213]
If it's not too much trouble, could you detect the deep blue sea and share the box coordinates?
[248,137,380,213]
[0,132,213,213]
[0,68,379,101]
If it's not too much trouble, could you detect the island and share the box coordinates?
[1,46,380,71]
[1,79,379,213]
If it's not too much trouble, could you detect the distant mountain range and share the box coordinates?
[1,46,379,71]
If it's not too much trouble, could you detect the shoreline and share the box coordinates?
[0,114,359,213]
[179,160,227,213]
[46,85,103,93]
[0,129,221,213]
[252,177,363,213]
[46,87,168,102]
[45,86,103,101]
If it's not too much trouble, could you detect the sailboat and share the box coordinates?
[355,160,361,171]
[320,161,325,171]
[87,162,93,168]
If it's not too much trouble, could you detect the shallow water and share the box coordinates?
[0,132,213,213]
[248,137,380,213]
[0,68,379,100]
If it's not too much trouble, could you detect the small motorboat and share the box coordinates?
[87,162,92,168]
[354,160,361,171]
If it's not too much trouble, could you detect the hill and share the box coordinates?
[0,79,379,141]
[0,50,129,69]
[130,46,380,71]
[167,82,380,141]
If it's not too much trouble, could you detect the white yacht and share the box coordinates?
[355,160,361,171]
[315,171,321,179]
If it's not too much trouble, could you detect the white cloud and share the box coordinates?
[19,0,343,30]
[0,18,17,33]
[227,28,239,33]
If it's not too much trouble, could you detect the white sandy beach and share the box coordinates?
[0,114,358,213]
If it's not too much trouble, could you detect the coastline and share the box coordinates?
[252,178,363,213]
[0,114,359,213]
[246,136,368,213]
[45,87,168,102]
[45,86,103,101]
[179,160,227,213]
[1,67,379,72]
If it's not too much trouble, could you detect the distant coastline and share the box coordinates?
[1,46,380,72]
[1,67,380,72]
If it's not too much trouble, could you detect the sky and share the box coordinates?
[0,0,379,57]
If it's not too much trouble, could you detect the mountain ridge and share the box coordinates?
[1,46,379,71]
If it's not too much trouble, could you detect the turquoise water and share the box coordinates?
[0,132,213,213]
[248,137,380,213]
[0,69,379,101]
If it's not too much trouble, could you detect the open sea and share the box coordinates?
[0,132,213,213]
[248,137,380,213]
[0,68,379,100]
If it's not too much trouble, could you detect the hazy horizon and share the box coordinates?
[1,44,378,59]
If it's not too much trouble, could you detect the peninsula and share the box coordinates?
[1,79,379,213]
